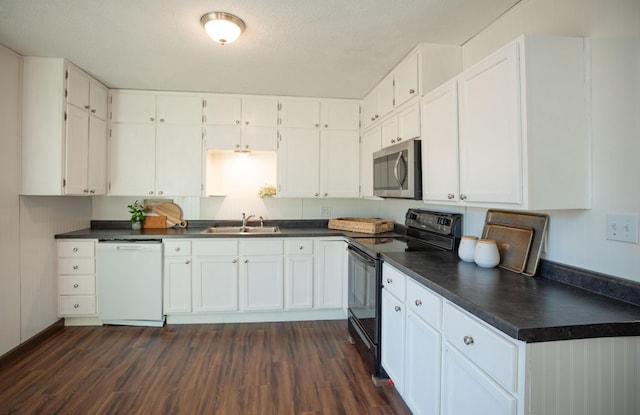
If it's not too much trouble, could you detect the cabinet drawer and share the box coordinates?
[406,278,442,330]
[193,240,238,256]
[382,263,406,301]
[58,240,95,257]
[58,258,95,275]
[241,239,283,256]
[164,240,192,257]
[285,239,313,255]
[443,302,518,393]
[59,275,95,295]
[58,295,96,316]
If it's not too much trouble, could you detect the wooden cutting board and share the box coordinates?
[153,202,183,228]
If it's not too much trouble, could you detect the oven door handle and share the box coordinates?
[348,245,377,267]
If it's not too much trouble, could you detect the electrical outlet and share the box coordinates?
[321,206,331,218]
[606,213,639,243]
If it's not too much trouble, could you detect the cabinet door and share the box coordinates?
[320,130,360,198]
[441,344,516,415]
[421,81,460,202]
[204,95,241,125]
[241,256,283,311]
[395,51,420,107]
[204,125,241,151]
[279,100,320,129]
[164,257,192,313]
[458,42,522,204]
[381,288,405,394]
[360,126,381,198]
[89,81,108,120]
[363,90,378,128]
[243,96,278,127]
[242,126,277,151]
[397,102,420,142]
[381,116,398,148]
[110,92,156,123]
[193,256,238,312]
[315,240,346,309]
[285,255,314,309]
[377,73,395,120]
[108,123,156,195]
[405,311,442,415]
[277,128,320,197]
[88,116,107,195]
[321,101,360,130]
[155,124,202,196]
[66,64,90,110]
[156,95,203,125]
[64,104,89,195]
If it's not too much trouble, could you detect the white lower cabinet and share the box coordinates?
[314,239,347,309]
[285,239,314,310]
[192,239,239,312]
[240,239,284,311]
[163,240,192,313]
[381,287,406,394]
[57,239,98,324]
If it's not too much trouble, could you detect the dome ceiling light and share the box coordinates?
[200,12,245,45]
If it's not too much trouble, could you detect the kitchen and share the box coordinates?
[1,0,639,414]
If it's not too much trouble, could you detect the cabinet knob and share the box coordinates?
[315,123,319,128]
[245,121,249,125]
[232,259,238,263]
[394,306,401,312]
[375,115,379,119]
[149,191,154,195]
[299,246,304,250]
[175,247,181,251]
[324,124,329,128]
[90,190,95,194]
[244,259,249,263]
[315,193,319,197]
[415,299,422,307]
[447,193,455,200]
[236,120,240,125]
[73,265,79,270]
[391,139,396,144]
[324,193,328,197]
[83,189,89,193]
[409,89,415,94]
[463,335,474,346]
[84,105,90,110]
[371,117,375,121]
[160,118,165,123]
[185,260,190,264]
[460,194,467,200]
[235,144,240,148]
[386,278,392,284]
[74,304,80,309]
[397,137,402,142]
[91,109,96,113]
[73,283,79,288]
[73,247,79,252]
[245,144,249,149]
[158,191,163,195]
[149,117,155,122]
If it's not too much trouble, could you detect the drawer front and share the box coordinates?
[241,239,284,256]
[193,240,238,256]
[59,275,95,295]
[443,302,518,393]
[58,258,95,275]
[58,240,95,257]
[382,263,406,301]
[285,239,314,255]
[406,278,442,330]
[58,295,96,316]
[164,240,192,257]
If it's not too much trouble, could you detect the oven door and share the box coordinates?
[347,244,380,345]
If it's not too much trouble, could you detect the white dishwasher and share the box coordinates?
[97,240,164,327]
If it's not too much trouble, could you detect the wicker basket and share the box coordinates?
[328,217,394,234]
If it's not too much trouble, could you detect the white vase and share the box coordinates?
[458,236,478,262]
[474,239,500,268]
[131,222,142,230]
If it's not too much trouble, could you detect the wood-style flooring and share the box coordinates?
[0,320,411,414]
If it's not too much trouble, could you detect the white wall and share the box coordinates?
[0,44,22,356]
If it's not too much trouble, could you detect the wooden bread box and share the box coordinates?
[142,215,167,229]
[328,217,394,234]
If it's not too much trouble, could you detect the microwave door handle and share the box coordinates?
[394,153,408,188]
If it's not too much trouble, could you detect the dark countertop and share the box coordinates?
[381,250,640,343]
[56,221,640,344]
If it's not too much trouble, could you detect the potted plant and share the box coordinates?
[127,200,147,230]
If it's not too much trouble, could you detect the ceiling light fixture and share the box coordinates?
[200,12,245,45]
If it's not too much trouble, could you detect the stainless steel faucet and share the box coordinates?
[241,212,255,230]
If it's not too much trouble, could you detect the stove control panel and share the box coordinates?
[405,209,462,236]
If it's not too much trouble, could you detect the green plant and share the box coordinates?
[127,200,147,223]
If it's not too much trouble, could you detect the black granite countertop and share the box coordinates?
[381,250,640,343]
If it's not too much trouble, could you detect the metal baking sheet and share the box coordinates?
[483,223,534,273]
[484,210,549,276]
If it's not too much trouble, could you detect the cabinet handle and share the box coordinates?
[73,247,79,252]
[463,335,474,345]
[415,299,422,306]
[73,283,79,288]
[236,120,240,125]
[73,265,79,270]
[386,278,392,284]
[149,117,155,122]
[74,304,80,309]
[394,306,401,312]
[409,89,415,94]
[185,260,190,264]
[460,194,467,200]
[447,193,455,200]
[91,109,96,113]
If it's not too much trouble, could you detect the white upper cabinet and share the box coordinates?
[279,100,320,129]
[363,72,394,129]
[422,35,589,210]
[380,102,421,149]
[360,126,382,198]
[321,100,360,130]
[21,57,108,196]
[108,91,203,196]
[203,95,278,151]
[394,50,419,108]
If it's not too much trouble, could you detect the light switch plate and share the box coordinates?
[606,213,639,243]
[321,206,331,218]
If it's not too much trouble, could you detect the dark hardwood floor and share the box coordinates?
[0,320,411,414]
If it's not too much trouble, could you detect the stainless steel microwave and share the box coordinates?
[373,139,422,199]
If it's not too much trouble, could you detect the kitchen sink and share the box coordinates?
[200,226,281,234]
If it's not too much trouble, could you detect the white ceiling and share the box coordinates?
[0,0,521,99]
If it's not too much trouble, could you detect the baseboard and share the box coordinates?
[0,319,64,369]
